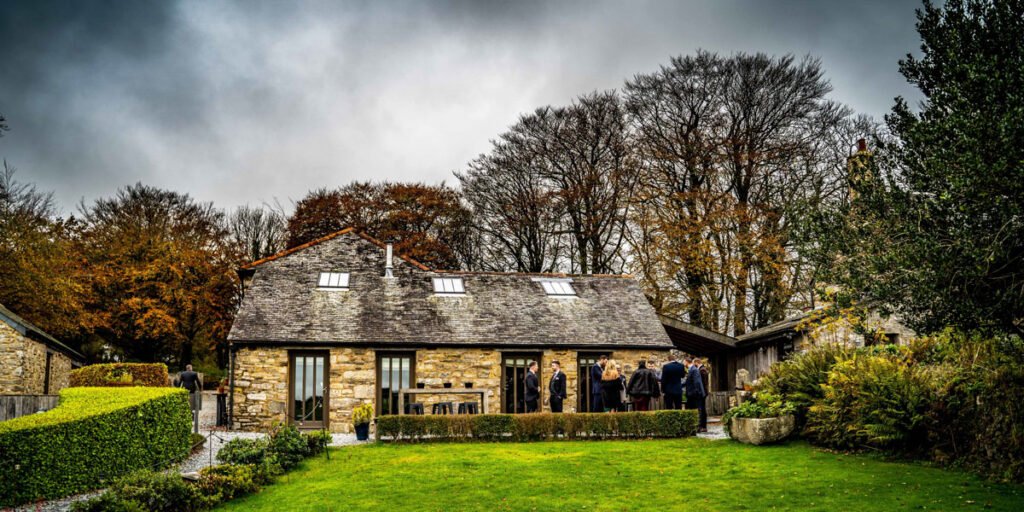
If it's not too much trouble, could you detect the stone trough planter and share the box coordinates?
[729,415,795,445]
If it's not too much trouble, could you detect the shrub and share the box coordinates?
[266,425,310,470]
[375,410,698,442]
[71,470,205,512]
[0,387,192,507]
[304,430,332,456]
[721,392,796,437]
[756,344,850,430]
[195,464,262,505]
[217,437,271,466]
[805,355,938,454]
[69,363,170,387]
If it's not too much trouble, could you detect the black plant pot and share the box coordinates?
[443,382,452,389]
[416,382,426,389]
[355,423,370,441]
[464,382,474,389]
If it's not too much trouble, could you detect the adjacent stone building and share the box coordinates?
[228,228,673,433]
[0,303,85,395]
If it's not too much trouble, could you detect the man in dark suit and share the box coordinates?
[548,360,567,413]
[684,357,706,422]
[660,354,686,410]
[178,364,202,433]
[590,355,607,412]
[524,361,540,413]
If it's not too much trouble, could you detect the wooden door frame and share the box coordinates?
[500,352,542,413]
[576,351,610,413]
[375,351,417,416]
[287,350,330,429]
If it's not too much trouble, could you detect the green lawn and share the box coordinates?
[217,439,1023,511]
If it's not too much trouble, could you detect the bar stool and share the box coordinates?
[405,403,424,415]
[457,402,479,414]
[431,402,454,415]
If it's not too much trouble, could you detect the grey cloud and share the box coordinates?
[0,0,924,214]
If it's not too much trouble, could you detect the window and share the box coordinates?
[502,353,541,413]
[377,352,415,415]
[289,352,328,428]
[317,272,350,289]
[539,279,575,296]
[432,277,465,294]
[577,352,610,412]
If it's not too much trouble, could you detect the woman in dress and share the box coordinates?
[600,360,624,412]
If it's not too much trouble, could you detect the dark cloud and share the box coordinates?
[0,0,924,214]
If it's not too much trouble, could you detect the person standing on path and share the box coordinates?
[600,360,624,413]
[179,364,202,433]
[684,357,706,428]
[626,360,660,411]
[697,358,710,433]
[660,354,686,410]
[590,355,607,412]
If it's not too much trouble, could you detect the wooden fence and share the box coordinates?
[706,391,731,416]
[0,395,59,422]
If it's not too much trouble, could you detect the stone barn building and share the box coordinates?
[0,303,85,395]
[227,228,673,433]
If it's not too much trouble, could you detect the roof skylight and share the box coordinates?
[318,272,350,289]
[432,277,465,294]
[540,279,576,296]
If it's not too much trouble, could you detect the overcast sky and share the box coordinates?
[0,0,925,214]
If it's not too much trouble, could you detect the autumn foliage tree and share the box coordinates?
[78,184,237,365]
[0,163,91,339]
[286,182,473,270]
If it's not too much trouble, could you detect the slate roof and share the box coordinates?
[0,303,85,362]
[735,311,811,346]
[229,229,673,349]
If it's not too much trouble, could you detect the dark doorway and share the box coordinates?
[502,353,541,413]
[43,352,53,394]
[377,352,416,415]
[577,352,610,413]
[289,351,329,429]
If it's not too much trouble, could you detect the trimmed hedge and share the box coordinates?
[0,387,192,506]
[70,363,170,387]
[375,410,698,442]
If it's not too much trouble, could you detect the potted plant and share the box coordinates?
[352,403,374,441]
[722,392,796,445]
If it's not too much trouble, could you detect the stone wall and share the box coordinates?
[231,346,672,433]
[231,347,290,432]
[0,322,74,395]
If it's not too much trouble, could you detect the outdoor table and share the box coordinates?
[397,388,489,415]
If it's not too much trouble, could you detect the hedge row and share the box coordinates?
[376,410,698,442]
[0,387,192,506]
[69,362,170,387]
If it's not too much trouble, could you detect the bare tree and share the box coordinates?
[227,204,287,263]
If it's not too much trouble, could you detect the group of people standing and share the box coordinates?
[519,354,710,433]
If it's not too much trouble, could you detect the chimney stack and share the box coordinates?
[857,138,867,152]
[385,244,394,278]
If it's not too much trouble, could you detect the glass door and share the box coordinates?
[577,352,609,412]
[377,352,415,415]
[502,353,541,413]
[290,352,328,428]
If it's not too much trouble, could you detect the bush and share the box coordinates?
[929,331,1024,481]
[217,426,326,472]
[0,387,192,507]
[375,410,698,442]
[195,464,262,505]
[70,363,170,387]
[805,354,938,455]
[71,470,205,512]
[756,344,850,430]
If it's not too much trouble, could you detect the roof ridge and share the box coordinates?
[432,269,634,279]
[240,227,431,271]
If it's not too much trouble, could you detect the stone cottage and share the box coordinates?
[227,228,673,433]
[0,303,84,395]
